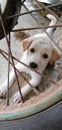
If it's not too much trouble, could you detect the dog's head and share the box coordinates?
[22,34,61,73]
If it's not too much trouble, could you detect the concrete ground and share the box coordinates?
[0,3,62,105]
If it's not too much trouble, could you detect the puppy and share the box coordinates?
[0,14,61,103]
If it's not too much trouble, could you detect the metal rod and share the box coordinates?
[36,1,62,23]
[0,48,41,76]
[1,52,56,94]
[6,2,62,21]
[12,24,62,32]
[7,33,10,106]
[0,51,39,96]
[0,8,24,103]
[23,1,62,52]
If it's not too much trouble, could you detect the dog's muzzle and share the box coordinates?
[30,62,38,69]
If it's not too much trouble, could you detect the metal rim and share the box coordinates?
[0,79,62,121]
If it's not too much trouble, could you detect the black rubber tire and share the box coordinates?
[0,101,62,130]
[0,0,22,39]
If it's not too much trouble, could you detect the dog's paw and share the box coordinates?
[0,87,7,97]
[13,91,21,103]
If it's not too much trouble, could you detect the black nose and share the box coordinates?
[30,62,38,69]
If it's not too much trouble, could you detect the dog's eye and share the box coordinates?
[43,53,48,59]
[30,48,35,53]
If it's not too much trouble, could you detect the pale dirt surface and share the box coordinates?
[0,4,62,111]
[0,78,62,114]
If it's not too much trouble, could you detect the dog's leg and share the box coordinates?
[13,74,41,103]
[0,61,26,96]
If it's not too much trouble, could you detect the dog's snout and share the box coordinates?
[30,62,38,69]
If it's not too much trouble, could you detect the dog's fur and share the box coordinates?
[0,14,61,103]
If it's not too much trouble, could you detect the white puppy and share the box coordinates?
[0,14,61,103]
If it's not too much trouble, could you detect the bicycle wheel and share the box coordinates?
[0,1,62,130]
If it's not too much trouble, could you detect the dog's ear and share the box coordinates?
[49,45,61,64]
[22,38,33,51]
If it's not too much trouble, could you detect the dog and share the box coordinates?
[0,14,61,103]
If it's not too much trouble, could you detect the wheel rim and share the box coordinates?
[0,79,62,121]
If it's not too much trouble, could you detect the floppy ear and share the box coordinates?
[22,38,33,51]
[49,45,61,64]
